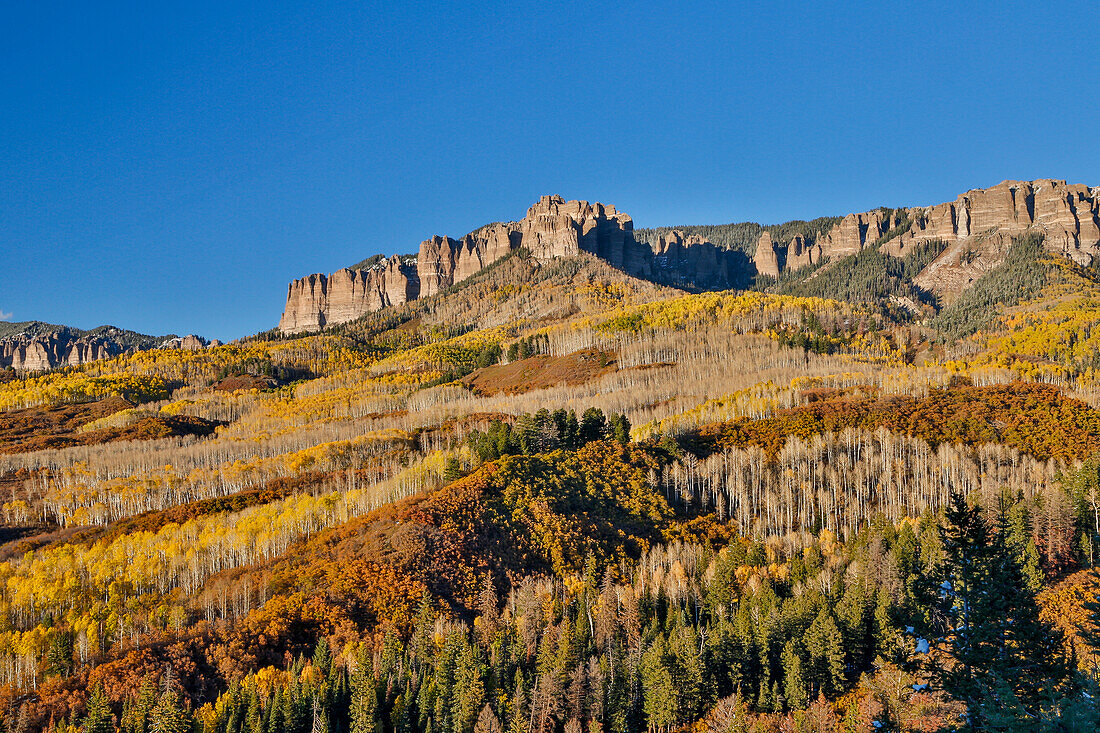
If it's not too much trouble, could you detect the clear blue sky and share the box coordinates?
[2,1,1098,340]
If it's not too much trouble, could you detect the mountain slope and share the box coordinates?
[279,179,1100,334]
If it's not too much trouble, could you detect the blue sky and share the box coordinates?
[2,1,1098,340]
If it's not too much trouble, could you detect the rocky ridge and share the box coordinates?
[279,180,1100,331]
[755,180,1100,288]
[0,324,217,372]
[280,195,750,332]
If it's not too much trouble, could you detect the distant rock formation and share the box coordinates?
[278,180,1100,331]
[892,179,1100,261]
[0,324,215,372]
[0,333,117,371]
[279,195,748,332]
[646,229,752,289]
[161,334,215,351]
[745,180,1100,298]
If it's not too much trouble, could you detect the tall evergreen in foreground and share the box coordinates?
[930,493,1082,730]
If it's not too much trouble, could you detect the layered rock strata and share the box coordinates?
[279,181,1100,331]
[279,257,420,332]
[0,325,215,372]
[280,195,747,332]
[0,334,118,371]
[749,180,1100,294]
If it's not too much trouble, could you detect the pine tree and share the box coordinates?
[803,608,845,698]
[668,626,704,723]
[83,683,114,733]
[443,457,464,483]
[934,493,1076,729]
[313,639,333,676]
[473,705,502,733]
[149,685,191,733]
[640,635,677,732]
[45,630,75,678]
[579,409,607,444]
[506,671,529,733]
[121,677,156,730]
[780,641,807,710]
[453,639,487,733]
[246,689,263,733]
[350,645,380,733]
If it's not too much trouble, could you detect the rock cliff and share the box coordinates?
[279,257,420,332]
[278,180,1100,331]
[279,195,750,332]
[0,323,215,372]
[749,180,1100,297]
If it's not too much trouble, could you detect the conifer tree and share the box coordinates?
[453,640,487,733]
[506,672,528,733]
[779,641,807,710]
[933,493,1076,729]
[246,690,262,733]
[121,677,158,726]
[83,683,114,733]
[351,645,380,733]
[149,683,191,733]
[803,609,845,697]
[640,635,676,732]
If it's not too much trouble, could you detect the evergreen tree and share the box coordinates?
[933,493,1076,729]
[313,639,333,675]
[640,635,677,732]
[83,683,114,733]
[45,630,75,678]
[246,689,263,733]
[149,686,191,733]
[803,608,845,698]
[579,409,607,444]
[779,641,807,710]
[124,680,158,733]
[506,673,528,733]
[350,645,380,733]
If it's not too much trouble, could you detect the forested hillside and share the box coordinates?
[5,245,1100,732]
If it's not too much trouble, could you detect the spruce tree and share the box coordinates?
[803,608,845,698]
[138,681,162,732]
[933,493,1076,729]
[453,639,487,733]
[149,686,191,733]
[779,641,807,710]
[83,683,114,733]
[350,645,380,733]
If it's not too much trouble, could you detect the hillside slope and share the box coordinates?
[4,188,1100,730]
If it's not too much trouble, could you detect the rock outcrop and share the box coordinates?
[279,257,420,332]
[648,230,748,288]
[161,334,210,351]
[280,195,748,332]
[278,180,1100,331]
[1,335,109,371]
[891,179,1100,266]
[747,180,1100,296]
[417,196,636,297]
[0,323,213,372]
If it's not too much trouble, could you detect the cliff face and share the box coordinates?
[647,229,752,289]
[417,196,636,297]
[279,195,755,332]
[749,180,1100,298]
[279,257,420,333]
[0,324,202,372]
[0,335,116,371]
[278,180,1100,331]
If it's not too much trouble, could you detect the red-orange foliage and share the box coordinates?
[690,383,1100,462]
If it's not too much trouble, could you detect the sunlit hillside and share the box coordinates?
[3,246,1100,731]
